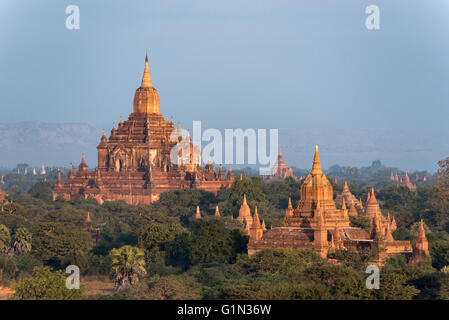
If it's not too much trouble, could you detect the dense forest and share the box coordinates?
[0,160,448,300]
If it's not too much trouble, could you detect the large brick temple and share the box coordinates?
[243,146,429,264]
[53,55,233,205]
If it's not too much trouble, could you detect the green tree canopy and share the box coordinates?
[110,245,147,291]
[12,266,84,300]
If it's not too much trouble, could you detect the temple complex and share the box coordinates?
[266,150,297,181]
[236,195,264,239]
[399,171,417,191]
[244,146,427,264]
[334,181,362,209]
[53,55,233,205]
[391,171,418,191]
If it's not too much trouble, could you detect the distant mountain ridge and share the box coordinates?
[0,122,447,172]
[0,122,100,168]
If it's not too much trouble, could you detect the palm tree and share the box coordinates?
[0,224,12,255]
[109,245,147,291]
[13,228,32,254]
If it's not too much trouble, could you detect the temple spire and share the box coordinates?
[341,198,346,210]
[311,145,322,175]
[370,188,377,203]
[68,163,74,178]
[195,206,201,219]
[56,169,62,186]
[385,222,394,241]
[252,206,261,228]
[417,219,426,241]
[215,205,220,217]
[84,212,93,231]
[141,53,152,88]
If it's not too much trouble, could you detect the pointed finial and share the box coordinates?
[57,169,62,185]
[385,222,394,241]
[288,197,292,209]
[141,53,152,87]
[370,188,377,202]
[252,206,261,227]
[311,145,322,175]
[391,216,397,230]
[243,194,247,205]
[341,198,346,210]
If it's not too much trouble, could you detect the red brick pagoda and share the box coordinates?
[53,55,233,205]
[266,150,297,181]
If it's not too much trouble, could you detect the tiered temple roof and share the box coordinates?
[266,150,297,181]
[399,171,417,191]
[247,146,423,264]
[335,181,362,209]
[53,55,233,205]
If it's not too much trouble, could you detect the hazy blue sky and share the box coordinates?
[1,1,448,132]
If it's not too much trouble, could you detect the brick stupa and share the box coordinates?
[246,146,426,264]
[399,171,417,191]
[334,181,362,209]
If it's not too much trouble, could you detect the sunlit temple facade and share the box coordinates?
[243,146,429,264]
[53,55,233,205]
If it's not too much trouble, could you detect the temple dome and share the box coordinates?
[133,54,160,114]
[239,194,251,217]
